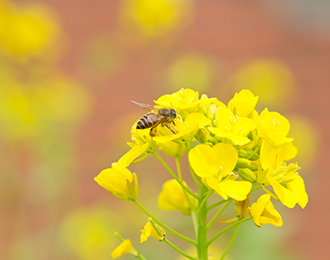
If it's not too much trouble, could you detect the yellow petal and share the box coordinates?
[140,222,165,243]
[208,127,252,146]
[111,239,134,259]
[286,175,308,209]
[188,144,219,177]
[219,180,252,201]
[116,143,149,170]
[267,175,298,208]
[203,175,228,200]
[213,143,238,174]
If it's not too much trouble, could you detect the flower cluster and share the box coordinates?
[95,88,308,259]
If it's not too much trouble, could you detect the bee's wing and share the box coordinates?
[131,100,156,112]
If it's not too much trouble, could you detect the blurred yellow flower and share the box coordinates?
[59,207,116,260]
[0,76,91,141]
[111,239,134,259]
[168,54,214,93]
[249,194,282,227]
[0,2,59,60]
[94,164,139,201]
[120,0,193,38]
[140,220,166,243]
[231,60,295,107]
[158,179,196,215]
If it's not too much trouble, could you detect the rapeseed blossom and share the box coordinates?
[95,88,308,260]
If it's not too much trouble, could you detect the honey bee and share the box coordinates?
[131,100,177,137]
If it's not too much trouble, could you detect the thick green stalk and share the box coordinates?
[196,185,209,260]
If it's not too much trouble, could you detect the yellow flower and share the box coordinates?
[158,179,197,215]
[155,88,215,118]
[140,220,166,243]
[111,239,134,259]
[208,106,256,146]
[249,194,283,227]
[260,140,297,170]
[94,164,139,201]
[154,112,211,144]
[228,89,259,117]
[198,94,225,121]
[253,108,293,148]
[189,143,252,201]
[266,167,308,209]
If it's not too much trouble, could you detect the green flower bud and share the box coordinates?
[239,168,257,182]
[238,149,248,158]
[236,158,252,168]
[247,162,258,171]
[195,127,211,143]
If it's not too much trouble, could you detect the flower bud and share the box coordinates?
[94,165,139,201]
[236,158,252,168]
[239,168,257,182]
[195,127,211,143]
[238,149,248,158]
[249,194,283,227]
[247,162,258,171]
[246,149,259,161]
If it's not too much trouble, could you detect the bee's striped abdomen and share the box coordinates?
[136,113,158,129]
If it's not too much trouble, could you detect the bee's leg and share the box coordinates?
[165,124,176,134]
[150,127,157,137]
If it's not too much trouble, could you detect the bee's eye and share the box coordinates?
[171,110,176,117]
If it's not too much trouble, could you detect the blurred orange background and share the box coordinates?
[0,0,329,259]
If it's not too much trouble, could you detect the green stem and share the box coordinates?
[153,152,198,199]
[149,219,198,260]
[163,239,198,260]
[207,217,252,246]
[246,145,260,160]
[185,142,203,189]
[196,185,209,260]
[133,200,196,245]
[175,157,183,181]
[251,185,262,192]
[219,224,240,260]
[206,199,232,231]
[175,157,197,215]
[207,199,227,211]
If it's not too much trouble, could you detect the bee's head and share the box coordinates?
[170,109,177,118]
